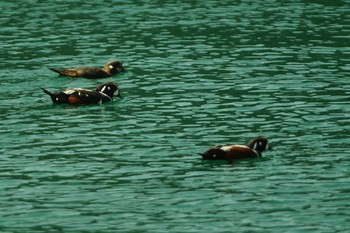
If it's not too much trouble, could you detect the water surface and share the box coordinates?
[1,0,350,232]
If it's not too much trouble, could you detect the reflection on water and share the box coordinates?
[1,0,350,232]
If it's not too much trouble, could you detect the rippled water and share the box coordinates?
[1,0,350,232]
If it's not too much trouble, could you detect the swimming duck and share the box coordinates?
[41,82,121,104]
[200,136,271,160]
[49,61,124,79]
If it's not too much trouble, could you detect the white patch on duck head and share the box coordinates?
[109,65,114,70]
[100,86,107,93]
[253,141,261,150]
[113,89,119,97]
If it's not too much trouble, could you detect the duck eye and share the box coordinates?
[107,86,110,90]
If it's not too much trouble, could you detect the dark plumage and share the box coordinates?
[200,136,271,161]
[49,61,124,79]
[41,82,121,104]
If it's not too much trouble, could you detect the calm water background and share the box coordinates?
[1,0,350,232]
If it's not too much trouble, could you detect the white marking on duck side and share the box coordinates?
[63,90,75,95]
[63,88,88,95]
[221,145,249,151]
[220,145,234,151]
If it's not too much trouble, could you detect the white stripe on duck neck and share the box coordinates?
[99,92,112,101]
[100,86,107,93]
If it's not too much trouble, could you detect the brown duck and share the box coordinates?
[200,136,271,161]
[49,61,124,79]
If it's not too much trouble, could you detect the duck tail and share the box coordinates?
[40,87,54,97]
[48,68,61,74]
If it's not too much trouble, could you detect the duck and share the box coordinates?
[41,82,121,104]
[200,136,271,161]
[48,61,124,79]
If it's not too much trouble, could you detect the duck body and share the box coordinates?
[200,136,271,161]
[41,82,121,105]
[49,61,124,79]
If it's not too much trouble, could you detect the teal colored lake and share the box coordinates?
[1,0,350,232]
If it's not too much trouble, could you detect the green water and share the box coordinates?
[1,0,350,232]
